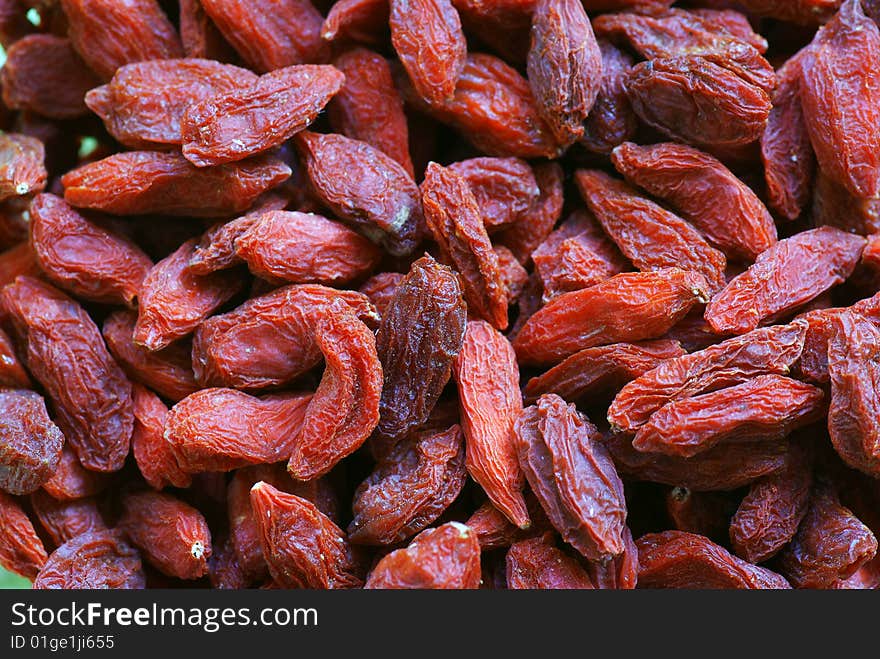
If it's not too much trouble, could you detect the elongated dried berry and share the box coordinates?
[514,395,626,561]
[130,384,191,490]
[250,481,363,589]
[182,65,344,167]
[705,227,865,335]
[119,490,212,580]
[30,193,153,306]
[0,276,132,472]
[0,327,29,388]
[527,0,602,146]
[514,268,710,366]
[0,389,63,495]
[495,162,564,264]
[295,130,423,256]
[30,490,107,547]
[0,133,46,201]
[349,424,466,545]
[42,445,110,501]
[507,536,595,589]
[33,530,144,589]
[636,530,790,589]
[454,320,528,528]
[611,142,777,260]
[288,309,382,480]
[582,40,637,154]
[448,157,539,231]
[376,254,466,442]
[0,490,48,579]
[365,522,480,589]
[165,389,312,474]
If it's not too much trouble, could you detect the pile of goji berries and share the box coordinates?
[0,0,878,590]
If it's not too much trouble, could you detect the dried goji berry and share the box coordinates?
[611,142,777,261]
[495,162,564,265]
[42,445,109,501]
[705,227,865,335]
[0,276,133,472]
[527,0,602,146]
[448,157,538,232]
[30,489,107,548]
[636,530,791,589]
[178,0,237,61]
[60,0,183,81]
[736,0,841,24]
[130,384,191,490]
[192,284,377,390]
[364,522,480,589]
[1,34,100,119]
[287,308,382,480]
[454,320,528,528]
[451,0,532,64]
[119,490,212,580]
[495,245,528,304]
[30,193,153,306]
[575,169,727,292]
[513,394,627,561]
[199,0,328,73]
[506,535,595,589]
[0,326,29,388]
[0,389,63,495]
[0,490,48,579]
[165,389,313,473]
[322,0,390,47]
[33,530,145,589]
[465,494,553,552]
[294,130,423,256]
[0,132,46,201]
[62,151,292,218]
[514,268,710,366]
[811,169,880,235]
[86,58,258,149]
[609,321,808,432]
[581,39,637,155]
[358,272,404,318]
[250,481,363,589]
[421,162,508,329]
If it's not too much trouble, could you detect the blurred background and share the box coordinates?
[0,567,31,589]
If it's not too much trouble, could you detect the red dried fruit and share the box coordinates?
[165,389,312,474]
[322,0,390,47]
[349,424,466,545]
[506,536,595,589]
[524,340,686,406]
[609,322,808,432]
[575,169,727,292]
[421,162,508,329]
[631,375,825,458]
[188,206,281,276]
[86,59,258,149]
[134,238,243,352]
[30,193,153,306]
[287,309,382,480]
[60,0,183,81]
[250,481,363,589]
[607,433,788,491]
[581,39,637,155]
[514,394,627,561]
[41,445,109,501]
[778,484,878,588]
[0,490,48,579]
[451,0,532,64]
[527,0,602,146]
[329,48,414,176]
[0,327,30,388]
[0,276,132,472]
[588,524,639,590]
[192,284,377,390]
[119,490,211,580]
[376,255,465,442]
[294,130,423,256]
[178,0,237,61]
[0,389,63,495]
[104,312,197,403]
[811,168,880,235]
[30,490,107,547]
[800,0,880,199]
[389,0,466,106]
[454,320,528,528]
[33,530,145,589]
[0,237,38,284]
[705,227,865,335]
[495,245,528,304]
[61,151,291,218]
[761,49,815,221]
[364,522,480,589]
[625,55,772,148]
[611,142,777,261]
[233,210,382,286]
[448,157,538,231]
[358,272,404,317]
[827,310,880,477]
[496,162,564,265]
[182,65,344,167]
[465,495,553,552]
[736,0,841,25]
[514,268,710,366]
[636,530,791,589]
[730,444,812,563]
[0,133,46,201]
[200,0,328,73]
[1,34,101,119]
[130,384,191,490]
[402,53,560,158]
